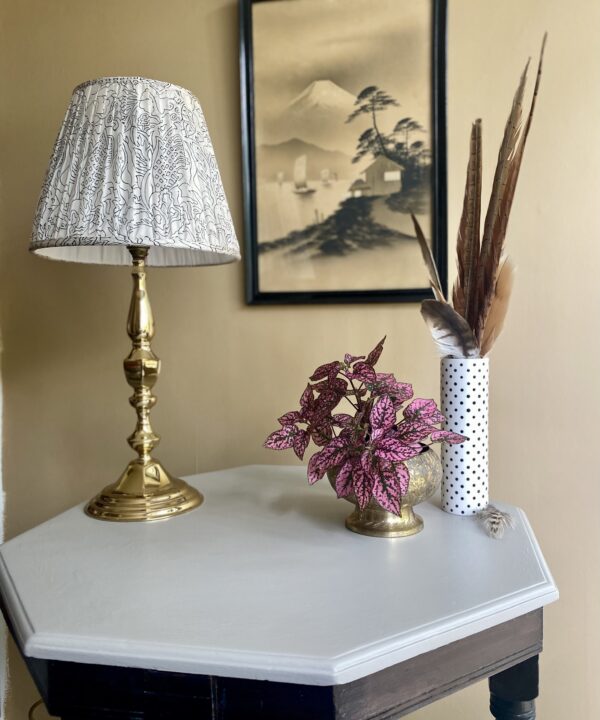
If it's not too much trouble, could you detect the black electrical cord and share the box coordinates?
[28,698,44,719]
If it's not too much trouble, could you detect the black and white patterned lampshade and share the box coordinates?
[30,77,240,267]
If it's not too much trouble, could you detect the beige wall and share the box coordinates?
[1,0,598,717]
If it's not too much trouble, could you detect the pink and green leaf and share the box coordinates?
[292,430,310,460]
[344,353,365,364]
[372,374,413,405]
[308,437,351,483]
[310,361,341,381]
[372,464,403,515]
[264,426,298,451]
[360,449,376,479]
[300,384,314,412]
[370,395,396,437]
[403,398,445,425]
[375,460,411,512]
[307,452,325,484]
[366,336,386,367]
[430,429,468,444]
[373,437,421,462]
[310,422,334,447]
[278,411,302,426]
[334,460,356,498]
[396,420,434,444]
[352,465,374,510]
[392,462,410,496]
[350,362,377,384]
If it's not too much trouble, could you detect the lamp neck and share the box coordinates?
[127,247,153,348]
[123,246,160,468]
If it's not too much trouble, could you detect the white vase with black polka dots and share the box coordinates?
[440,357,489,516]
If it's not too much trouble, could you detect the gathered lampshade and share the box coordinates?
[30,77,240,523]
[31,76,240,266]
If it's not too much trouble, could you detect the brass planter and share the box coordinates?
[328,448,442,538]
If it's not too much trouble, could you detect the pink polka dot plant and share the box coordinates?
[265,337,466,516]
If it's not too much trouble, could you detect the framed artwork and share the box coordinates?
[240,0,447,304]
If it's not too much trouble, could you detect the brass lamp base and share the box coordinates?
[87,246,203,523]
[86,460,203,522]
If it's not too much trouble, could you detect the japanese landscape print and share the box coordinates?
[243,0,445,301]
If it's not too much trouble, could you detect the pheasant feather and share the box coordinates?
[475,62,528,339]
[411,214,445,302]
[455,119,482,325]
[415,35,545,359]
[480,257,515,357]
[421,300,479,359]
[478,504,515,539]
[476,35,547,342]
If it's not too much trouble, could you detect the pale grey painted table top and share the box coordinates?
[0,465,557,685]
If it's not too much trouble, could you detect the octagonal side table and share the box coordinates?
[0,465,558,719]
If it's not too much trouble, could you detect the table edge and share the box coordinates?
[0,489,559,686]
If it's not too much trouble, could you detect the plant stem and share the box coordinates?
[345,396,359,410]
[347,378,363,411]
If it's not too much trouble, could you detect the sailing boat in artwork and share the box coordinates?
[320,168,331,187]
[293,155,315,195]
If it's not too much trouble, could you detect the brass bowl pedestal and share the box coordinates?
[328,448,442,538]
[344,502,425,538]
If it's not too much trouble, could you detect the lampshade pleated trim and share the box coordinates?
[31,242,239,267]
[31,77,240,267]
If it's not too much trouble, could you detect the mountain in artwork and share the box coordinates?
[256,138,353,182]
[264,80,370,154]
[287,80,356,117]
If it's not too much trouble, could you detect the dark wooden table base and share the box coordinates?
[489,655,539,719]
[24,611,543,719]
[490,698,536,720]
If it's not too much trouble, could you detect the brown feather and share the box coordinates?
[411,214,445,302]
[477,36,546,339]
[452,283,465,315]
[480,257,515,357]
[454,119,482,323]
[475,59,529,342]
[421,300,479,359]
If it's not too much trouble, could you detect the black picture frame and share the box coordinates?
[239,0,447,305]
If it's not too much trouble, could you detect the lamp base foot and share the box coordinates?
[85,459,203,522]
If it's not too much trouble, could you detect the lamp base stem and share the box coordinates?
[86,246,203,522]
[86,460,203,522]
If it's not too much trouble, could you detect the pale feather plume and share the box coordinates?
[480,257,515,357]
[421,300,480,359]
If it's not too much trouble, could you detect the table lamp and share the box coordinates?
[30,77,240,522]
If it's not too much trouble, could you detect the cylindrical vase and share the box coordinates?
[440,357,489,515]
